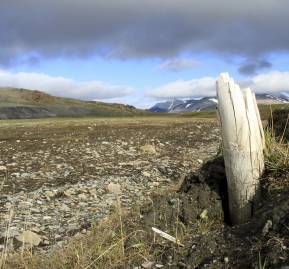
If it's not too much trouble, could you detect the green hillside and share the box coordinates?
[0,87,149,119]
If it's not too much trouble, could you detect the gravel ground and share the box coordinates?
[0,117,220,252]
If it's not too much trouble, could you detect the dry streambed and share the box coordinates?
[0,118,220,252]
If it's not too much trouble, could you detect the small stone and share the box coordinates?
[140,144,157,154]
[43,240,50,245]
[31,208,41,213]
[54,234,62,240]
[16,231,41,246]
[142,171,151,177]
[142,261,154,269]
[262,220,272,235]
[64,190,73,197]
[31,227,41,233]
[1,227,19,239]
[67,224,81,233]
[107,183,121,194]
[78,193,87,200]
[57,241,64,247]
[224,257,229,263]
[200,209,208,220]
[44,191,55,199]
[60,204,70,211]
[0,166,7,172]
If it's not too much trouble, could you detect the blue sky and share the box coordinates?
[1,52,239,107]
[1,0,289,108]
[11,52,233,87]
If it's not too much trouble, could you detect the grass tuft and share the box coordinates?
[264,127,289,192]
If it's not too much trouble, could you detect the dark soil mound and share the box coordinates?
[269,109,289,141]
[131,157,289,268]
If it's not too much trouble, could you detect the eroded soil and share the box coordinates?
[126,157,289,269]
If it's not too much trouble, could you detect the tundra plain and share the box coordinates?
[0,117,220,253]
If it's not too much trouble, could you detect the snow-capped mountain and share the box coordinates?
[149,99,184,112]
[149,92,289,113]
[255,93,289,104]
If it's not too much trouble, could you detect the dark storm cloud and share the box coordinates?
[1,0,289,73]
[238,59,272,75]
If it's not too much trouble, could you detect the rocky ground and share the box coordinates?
[0,117,220,253]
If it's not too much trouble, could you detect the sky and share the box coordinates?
[1,0,289,108]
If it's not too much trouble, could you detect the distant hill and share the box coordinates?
[0,87,148,119]
[149,92,289,113]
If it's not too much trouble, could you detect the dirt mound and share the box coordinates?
[269,109,289,141]
[132,157,289,268]
[30,90,57,104]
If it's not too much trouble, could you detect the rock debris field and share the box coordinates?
[0,117,220,252]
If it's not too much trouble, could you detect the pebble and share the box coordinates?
[16,231,42,246]
[0,166,7,172]
[107,183,122,194]
[140,144,157,154]
[142,261,154,269]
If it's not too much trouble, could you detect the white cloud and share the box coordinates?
[2,69,289,108]
[147,77,216,98]
[156,58,200,72]
[147,71,289,99]
[249,71,289,92]
[0,69,134,100]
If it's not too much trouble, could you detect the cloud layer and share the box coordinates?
[0,69,134,100]
[1,0,289,74]
[2,69,289,106]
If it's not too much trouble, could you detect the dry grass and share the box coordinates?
[258,252,267,269]
[1,188,197,269]
[1,198,172,269]
[264,127,289,192]
[3,209,144,269]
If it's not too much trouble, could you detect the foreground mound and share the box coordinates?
[132,157,289,268]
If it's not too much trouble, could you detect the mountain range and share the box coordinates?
[1,87,289,119]
[149,92,289,113]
